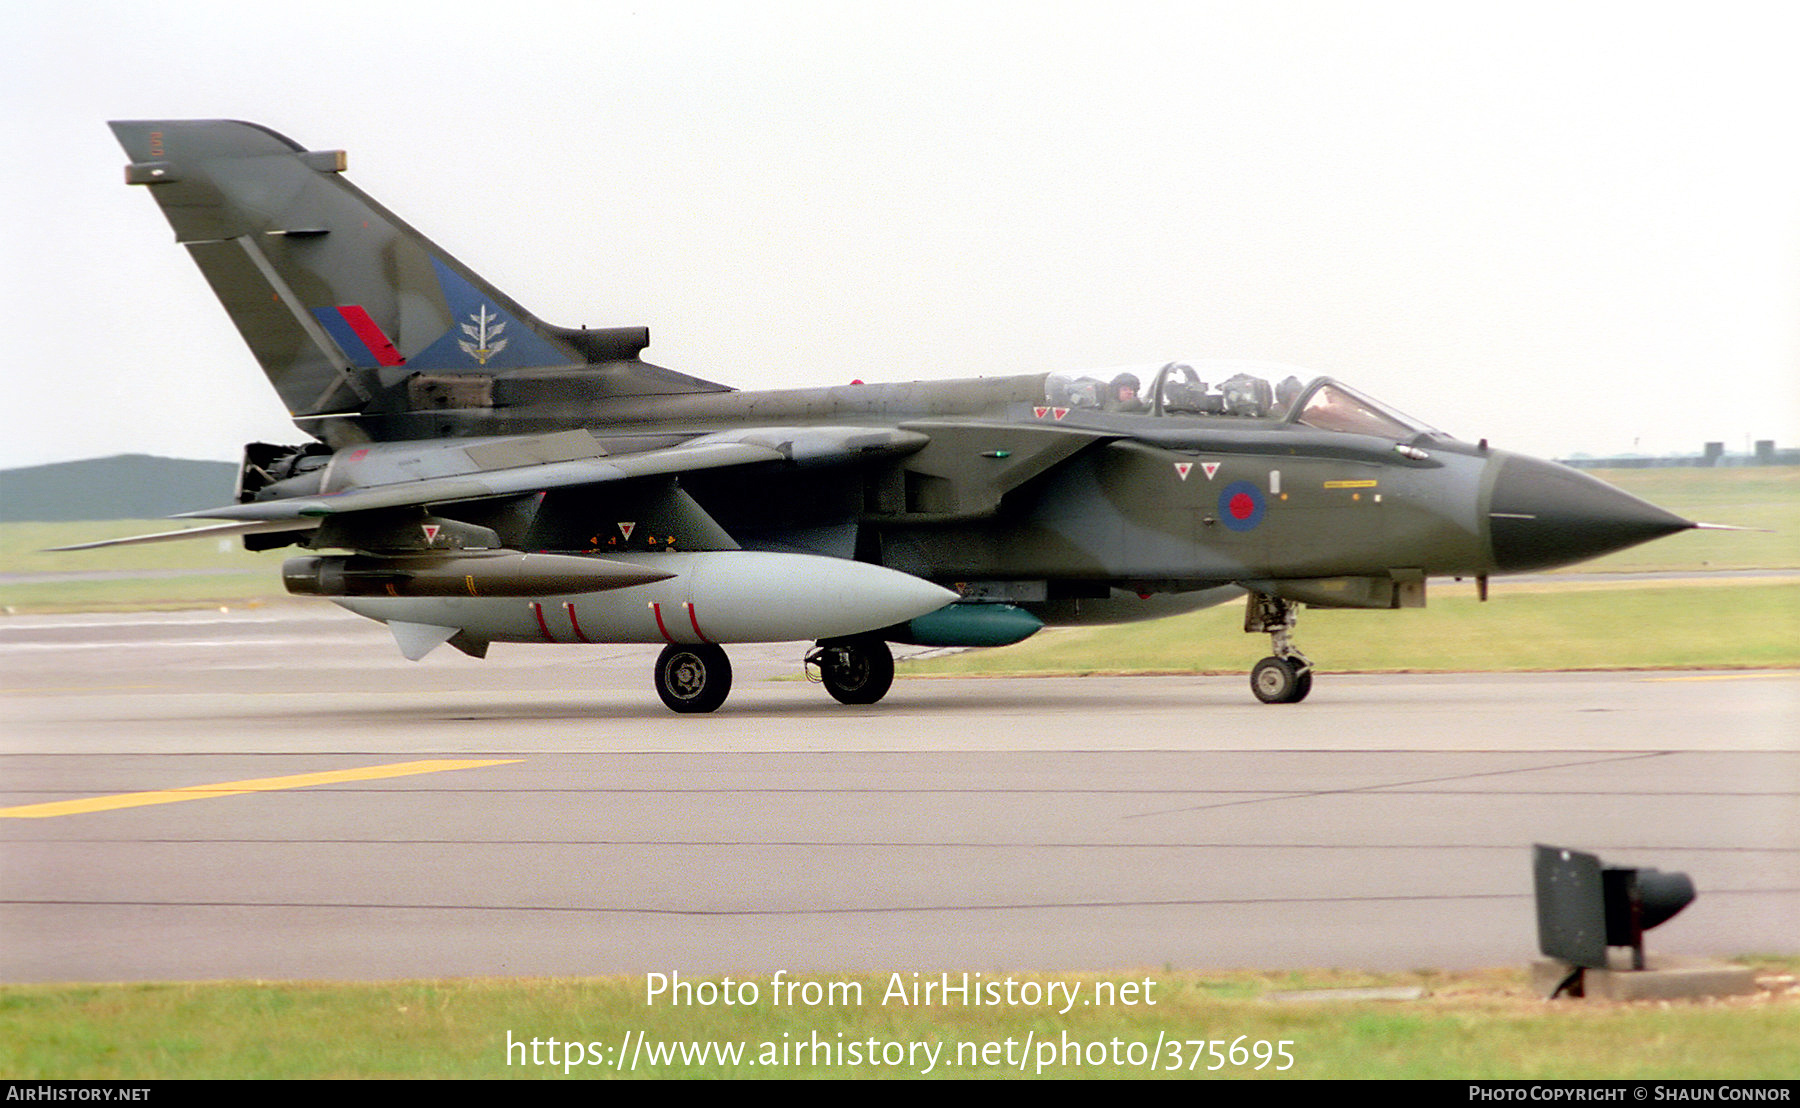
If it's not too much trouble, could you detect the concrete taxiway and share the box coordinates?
[2,607,1795,982]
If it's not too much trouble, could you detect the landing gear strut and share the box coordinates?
[1245,593,1313,704]
[806,635,895,705]
[654,643,732,713]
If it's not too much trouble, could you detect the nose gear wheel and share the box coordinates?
[1244,593,1314,704]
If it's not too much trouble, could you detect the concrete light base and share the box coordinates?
[1531,956,1757,1001]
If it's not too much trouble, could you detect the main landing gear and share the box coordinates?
[805,635,896,706]
[1245,593,1313,704]
[654,643,732,713]
[653,636,898,713]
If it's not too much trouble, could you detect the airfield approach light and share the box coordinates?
[1533,844,1696,984]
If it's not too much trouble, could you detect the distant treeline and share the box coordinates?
[1561,441,1798,470]
[0,455,237,521]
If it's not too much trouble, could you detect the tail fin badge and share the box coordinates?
[401,257,572,371]
[458,305,508,366]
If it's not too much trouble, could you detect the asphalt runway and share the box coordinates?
[2,606,1795,983]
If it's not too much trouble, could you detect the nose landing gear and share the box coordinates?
[1245,593,1313,704]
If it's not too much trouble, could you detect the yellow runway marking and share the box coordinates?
[0,759,521,819]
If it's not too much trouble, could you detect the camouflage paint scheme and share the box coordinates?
[94,120,1696,710]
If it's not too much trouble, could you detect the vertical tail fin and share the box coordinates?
[109,120,724,443]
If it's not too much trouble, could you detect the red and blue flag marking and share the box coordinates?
[313,305,406,367]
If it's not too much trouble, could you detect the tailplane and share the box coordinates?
[109,120,727,445]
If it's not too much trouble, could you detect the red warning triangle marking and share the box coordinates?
[422,524,441,543]
[1174,462,1192,481]
[1202,462,1222,480]
[1033,406,1050,419]
[618,521,636,540]
[1052,407,1069,420]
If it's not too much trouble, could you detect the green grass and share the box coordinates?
[0,574,291,613]
[1563,468,1800,572]
[0,520,291,613]
[903,580,1800,677]
[3,965,1795,1079]
[0,520,288,576]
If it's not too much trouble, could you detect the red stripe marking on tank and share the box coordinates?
[562,602,592,644]
[649,602,675,643]
[531,602,555,643]
[684,603,711,643]
[336,306,406,366]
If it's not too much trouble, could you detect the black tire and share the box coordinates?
[1251,655,1309,704]
[655,644,732,713]
[818,636,895,706]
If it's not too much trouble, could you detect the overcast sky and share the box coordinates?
[4,0,1795,468]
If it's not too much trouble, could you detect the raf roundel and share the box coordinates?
[1218,480,1266,532]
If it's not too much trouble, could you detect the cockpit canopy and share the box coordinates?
[1043,361,1439,439]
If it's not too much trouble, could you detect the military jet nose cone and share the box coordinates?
[1488,454,1694,573]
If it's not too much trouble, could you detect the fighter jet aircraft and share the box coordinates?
[84,119,1703,711]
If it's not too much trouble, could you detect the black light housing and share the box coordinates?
[1534,844,1696,973]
